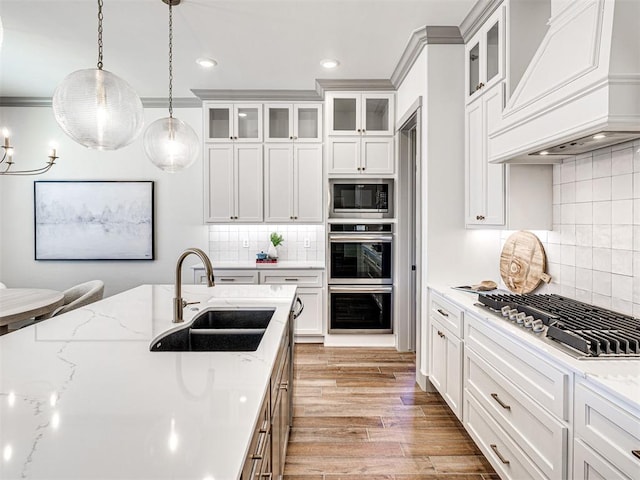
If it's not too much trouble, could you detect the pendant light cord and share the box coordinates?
[168,1,174,118]
[97,0,104,70]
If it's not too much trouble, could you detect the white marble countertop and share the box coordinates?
[0,284,297,480]
[190,260,326,270]
[429,285,640,411]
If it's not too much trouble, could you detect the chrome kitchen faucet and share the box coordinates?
[173,248,215,323]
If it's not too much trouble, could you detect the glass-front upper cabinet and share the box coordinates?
[327,93,394,136]
[265,104,322,142]
[205,103,263,142]
[465,5,504,102]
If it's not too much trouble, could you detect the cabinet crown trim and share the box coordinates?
[193,89,322,102]
[459,0,504,42]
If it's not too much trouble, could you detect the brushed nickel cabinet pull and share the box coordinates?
[632,450,640,460]
[280,381,289,390]
[490,444,510,464]
[436,308,449,317]
[491,393,511,410]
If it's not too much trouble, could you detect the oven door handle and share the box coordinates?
[329,286,393,294]
[329,234,393,242]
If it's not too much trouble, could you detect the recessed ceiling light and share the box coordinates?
[196,57,217,68]
[320,59,340,69]
[539,151,549,155]
[592,134,606,140]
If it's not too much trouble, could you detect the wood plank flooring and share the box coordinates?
[284,344,498,480]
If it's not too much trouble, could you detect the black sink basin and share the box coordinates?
[150,308,275,352]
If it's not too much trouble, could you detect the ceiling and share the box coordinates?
[0,0,476,100]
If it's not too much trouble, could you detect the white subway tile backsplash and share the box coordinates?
[575,267,593,291]
[593,150,612,178]
[635,252,640,275]
[612,174,633,200]
[611,249,633,276]
[611,199,632,225]
[593,201,612,225]
[611,298,633,316]
[634,172,640,199]
[593,247,612,272]
[575,180,593,203]
[592,177,611,201]
[560,265,576,287]
[575,246,593,269]
[612,274,633,302]
[574,288,592,304]
[574,203,592,225]
[561,245,576,266]
[575,225,593,246]
[561,224,576,245]
[561,182,576,204]
[634,141,640,171]
[634,276,640,304]
[561,160,576,183]
[635,199,640,225]
[592,225,611,248]
[611,225,633,250]
[592,271,612,296]
[553,205,561,224]
[592,293,612,309]
[635,226,640,251]
[561,203,575,224]
[553,164,562,185]
[611,146,633,175]
[552,184,561,204]
[575,155,593,181]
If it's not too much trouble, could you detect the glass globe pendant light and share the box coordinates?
[52,0,144,150]
[143,0,199,172]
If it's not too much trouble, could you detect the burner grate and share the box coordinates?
[478,293,640,357]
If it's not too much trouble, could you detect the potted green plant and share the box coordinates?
[268,232,283,259]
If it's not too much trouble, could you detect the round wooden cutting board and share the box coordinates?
[500,231,550,294]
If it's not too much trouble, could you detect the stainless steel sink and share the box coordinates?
[150,308,275,352]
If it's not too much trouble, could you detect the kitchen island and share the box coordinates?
[0,284,297,480]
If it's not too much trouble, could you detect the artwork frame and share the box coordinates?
[34,181,155,261]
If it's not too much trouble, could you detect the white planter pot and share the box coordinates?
[267,244,278,259]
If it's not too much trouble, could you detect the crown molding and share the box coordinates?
[459,0,503,42]
[0,96,203,108]
[390,26,463,88]
[191,89,321,101]
[315,79,395,98]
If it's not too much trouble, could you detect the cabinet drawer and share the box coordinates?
[465,312,569,420]
[574,439,633,480]
[242,396,270,480]
[464,391,546,480]
[259,270,323,287]
[465,347,568,479]
[429,290,463,337]
[270,325,290,410]
[215,270,259,285]
[575,380,640,479]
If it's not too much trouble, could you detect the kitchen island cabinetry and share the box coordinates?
[205,143,263,223]
[264,143,323,223]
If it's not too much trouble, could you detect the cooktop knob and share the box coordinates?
[531,319,545,333]
[523,316,535,328]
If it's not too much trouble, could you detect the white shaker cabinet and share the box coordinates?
[204,144,263,223]
[204,103,263,142]
[265,103,322,143]
[465,82,505,226]
[465,4,505,104]
[327,136,394,175]
[264,144,323,223]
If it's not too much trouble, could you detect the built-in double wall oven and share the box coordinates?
[328,223,393,333]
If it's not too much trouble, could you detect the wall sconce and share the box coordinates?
[0,129,59,176]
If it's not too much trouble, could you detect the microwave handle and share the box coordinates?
[328,234,393,242]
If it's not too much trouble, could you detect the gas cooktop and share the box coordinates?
[476,293,640,359]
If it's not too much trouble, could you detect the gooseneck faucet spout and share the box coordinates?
[174,248,215,323]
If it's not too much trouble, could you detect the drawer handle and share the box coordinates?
[284,278,298,282]
[633,450,640,460]
[259,474,272,479]
[490,444,510,465]
[220,278,235,282]
[491,393,511,410]
[280,380,289,391]
[436,308,449,317]
[437,330,445,339]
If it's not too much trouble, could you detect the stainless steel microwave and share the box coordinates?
[329,179,393,218]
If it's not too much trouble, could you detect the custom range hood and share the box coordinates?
[489,0,640,164]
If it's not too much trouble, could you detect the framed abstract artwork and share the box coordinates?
[34,181,155,260]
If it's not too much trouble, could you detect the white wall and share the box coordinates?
[0,106,208,296]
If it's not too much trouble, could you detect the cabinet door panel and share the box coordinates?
[327,138,360,174]
[235,144,263,222]
[329,95,360,135]
[266,104,293,142]
[265,144,294,222]
[206,104,233,141]
[361,137,394,174]
[294,288,324,336]
[294,144,323,222]
[483,85,505,225]
[363,94,394,135]
[206,145,235,222]
[465,98,484,225]
[294,104,322,142]
[234,105,262,142]
[429,320,447,395]
[444,332,462,419]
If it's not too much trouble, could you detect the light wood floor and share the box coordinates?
[284,344,498,480]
